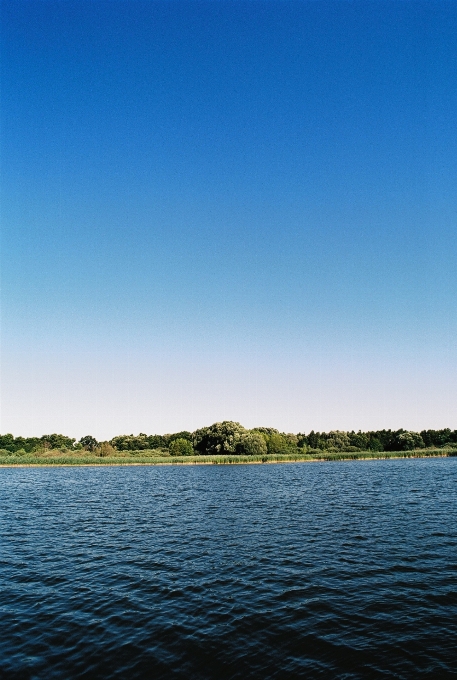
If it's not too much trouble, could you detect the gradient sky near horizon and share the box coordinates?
[2,0,456,440]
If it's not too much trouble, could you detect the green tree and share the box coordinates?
[253,427,280,437]
[79,435,98,451]
[265,432,297,455]
[169,438,194,456]
[166,431,193,445]
[110,433,167,450]
[42,434,76,450]
[348,431,369,450]
[326,431,350,451]
[367,436,383,451]
[236,432,268,456]
[397,431,425,451]
[0,434,15,450]
[193,421,247,455]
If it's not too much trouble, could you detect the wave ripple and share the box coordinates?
[1,458,456,678]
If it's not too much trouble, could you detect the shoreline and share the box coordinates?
[0,451,453,468]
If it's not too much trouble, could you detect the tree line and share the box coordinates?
[1,423,457,456]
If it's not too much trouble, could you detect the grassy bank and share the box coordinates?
[0,448,455,467]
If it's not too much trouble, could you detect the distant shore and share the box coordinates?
[0,449,455,468]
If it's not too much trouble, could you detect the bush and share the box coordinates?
[97,442,116,457]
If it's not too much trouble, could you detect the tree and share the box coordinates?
[79,435,98,452]
[41,434,76,450]
[396,431,425,451]
[367,436,383,452]
[420,429,455,448]
[348,431,369,450]
[0,434,14,449]
[236,432,267,456]
[169,438,194,456]
[110,433,166,450]
[304,430,327,450]
[193,421,247,455]
[253,427,280,436]
[166,431,193,444]
[326,431,350,451]
[264,432,297,455]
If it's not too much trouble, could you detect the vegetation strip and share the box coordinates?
[0,449,454,467]
[1,422,456,466]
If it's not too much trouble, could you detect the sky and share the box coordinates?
[1,0,456,439]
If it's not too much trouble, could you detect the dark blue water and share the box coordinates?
[1,458,456,679]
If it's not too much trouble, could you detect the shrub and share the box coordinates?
[97,442,116,457]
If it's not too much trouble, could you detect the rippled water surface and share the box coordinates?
[1,458,456,679]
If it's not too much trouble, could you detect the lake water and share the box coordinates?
[0,458,456,679]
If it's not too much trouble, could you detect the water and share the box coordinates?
[0,458,456,679]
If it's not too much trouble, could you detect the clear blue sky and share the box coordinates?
[2,1,456,439]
